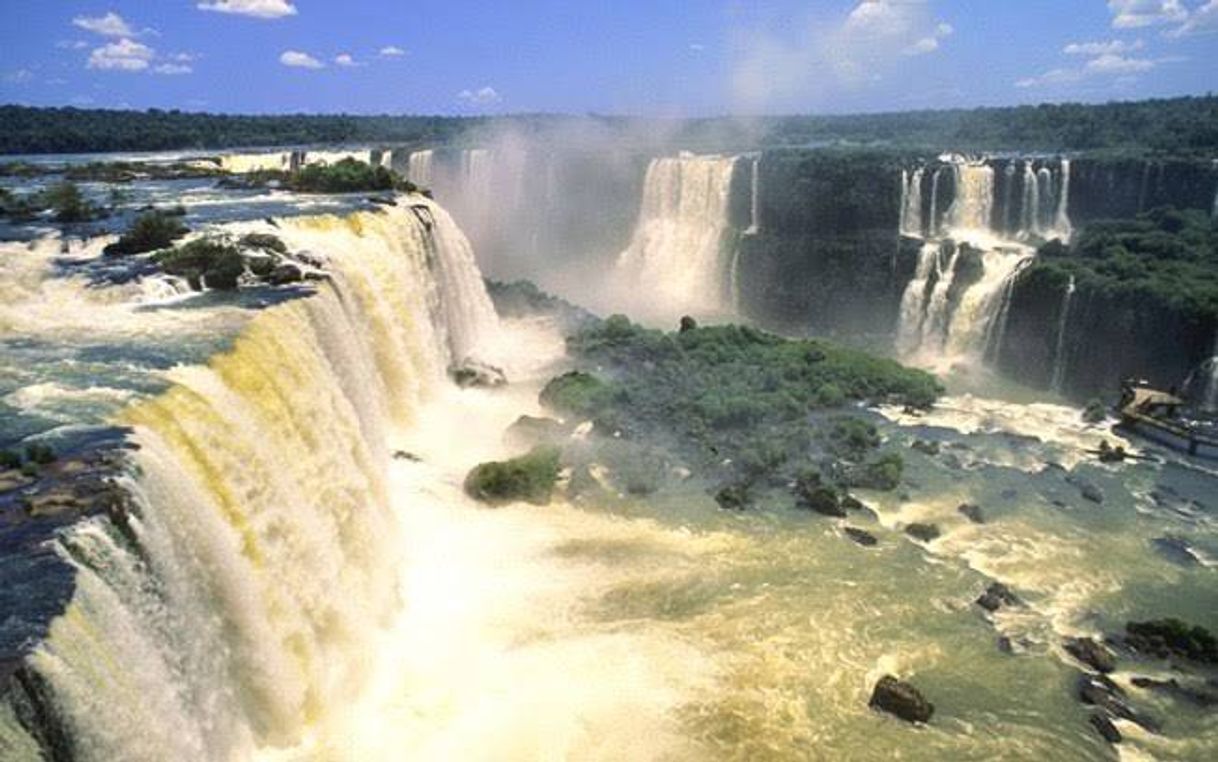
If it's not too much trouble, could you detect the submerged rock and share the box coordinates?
[464,446,560,506]
[910,439,940,456]
[1130,676,1218,708]
[1077,673,1161,733]
[957,503,985,523]
[904,523,941,543]
[1065,637,1116,674]
[976,582,1021,612]
[844,526,878,547]
[1124,618,1218,664]
[869,675,934,723]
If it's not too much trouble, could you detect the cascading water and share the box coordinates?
[614,153,739,321]
[746,157,761,236]
[1049,276,1077,393]
[944,162,995,234]
[408,150,435,188]
[900,168,924,237]
[1,200,500,761]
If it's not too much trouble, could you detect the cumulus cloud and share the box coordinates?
[730,1,953,110]
[1064,38,1145,55]
[457,86,502,106]
[1017,51,1169,88]
[73,12,135,37]
[334,53,360,67]
[280,50,324,69]
[1108,0,1187,28]
[1169,0,1218,36]
[88,39,155,71]
[198,0,298,18]
[379,45,406,57]
[1085,52,1157,73]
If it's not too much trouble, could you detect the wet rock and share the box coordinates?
[1150,536,1200,567]
[910,440,940,456]
[1065,637,1116,674]
[997,636,1014,654]
[976,582,1021,612]
[715,482,752,511]
[869,675,934,723]
[803,487,845,517]
[1124,619,1218,664]
[505,415,566,448]
[267,262,304,286]
[840,494,867,513]
[1077,673,1161,733]
[678,315,698,333]
[957,503,985,524]
[904,523,941,543]
[1089,713,1122,744]
[1067,475,1104,504]
[1130,676,1218,708]
[940,453,963,470]
[392,450,421,462]
[844,527,878,547]
[449,359,507,389]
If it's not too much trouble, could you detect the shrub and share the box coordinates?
[104,211,189,256]
[0,449,22,469]
[464,446,561,506]
[42,182,96,222]
[154,238,245,290]
[24,443,56,465]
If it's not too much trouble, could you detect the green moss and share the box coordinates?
[464,446,561,506]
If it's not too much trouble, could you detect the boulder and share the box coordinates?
[910,440,940,456]
[1089,713,1122,744]
[869,675,934,723]
[449,359,507,389]
[1124,618,1218,664]
[904,523,941,543]
[715,482,752,511]
[1077,673,1161,733]
[976,582,1021,612]
[678,315,698,333]
[957,503,985,524]
[803,486,845,517]
[1064,637,1116,674]
[840,494,867,512]
[1130,677,1218,708]
[267,262,304,286]
[844,527,878,547]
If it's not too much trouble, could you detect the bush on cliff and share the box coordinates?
[154,238,245,290]
[104,210,189,256]
[464,446,561,506]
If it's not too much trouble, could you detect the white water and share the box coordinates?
[896,156,1067,370]
[17,199,502,761]
[1049,276,1077,393]
[614,154,739,321]
[408,150,435,188]
[746,157,761,235]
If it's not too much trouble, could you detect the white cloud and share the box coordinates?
[335,53,360,67]
[457,86,501,106]
[154,63,193,75]
[280,50,324,69]
[1016,68,1084,88]
[1169,0,1218,36]
[689,43,706,52]
[1085,52,1157,73]
[379,45,406,57]
[731,1,954,109]
[56,40,91,50]
[1108,0,1187,28]
[198,0,298,18]
[73,12,135,37]
[88,38,155,72]
[1064,38,1145,55]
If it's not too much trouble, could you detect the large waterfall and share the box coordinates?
[1,200,499,760]
[1049,276,1077,393]
[614,154,739,321]
[896,156,1066,369]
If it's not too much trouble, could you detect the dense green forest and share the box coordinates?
[1,95,1216,155]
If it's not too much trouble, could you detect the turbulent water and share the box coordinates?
[897,156,1071,370]
[613,153,739,322]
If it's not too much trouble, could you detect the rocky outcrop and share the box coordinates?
[869,675,934,723]
[1064,637,1116,674]
[904,523,941,543]
[976,582,1021,613]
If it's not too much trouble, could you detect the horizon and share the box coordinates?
[1,2,1216,116]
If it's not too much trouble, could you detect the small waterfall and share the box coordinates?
[896,242,942,355]
[1001,163,1017,235]
[218,151,294,174]
[8,200,499,760]
[945,162,995,235]
[746,157,761,235]
[616,153,739,319]
[408,150,435,187]
[1049,276,1077,393]
[1054,159,1073,239]
[1020,161,1040,237]
[900,168,924,237]
[928,167,943,238]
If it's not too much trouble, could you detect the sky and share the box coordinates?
[0,1,1215,115]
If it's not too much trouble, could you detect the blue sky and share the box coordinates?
[1,1,1215,115]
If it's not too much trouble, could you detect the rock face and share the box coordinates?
[449,359,507,389]
[1064,637,1116,674]
[904,523,941,543]
[869,675,934,723]
[976,582,1021,613]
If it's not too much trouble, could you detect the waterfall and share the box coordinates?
[218,151,294,174]
[5,200,499,760]
[1020,161,1040,237]
[616,154,739,319]
[928,168,943,238]
[1049,276,1077,393]
[408,150,435,188]
[896,242,942,355]
[945,162,995,234]
[746,157,761,235]
[1054,159,1073,239]
[1001,163,1016,236]
[900,168,924,237]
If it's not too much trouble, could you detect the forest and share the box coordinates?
[1,95,1216,155]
